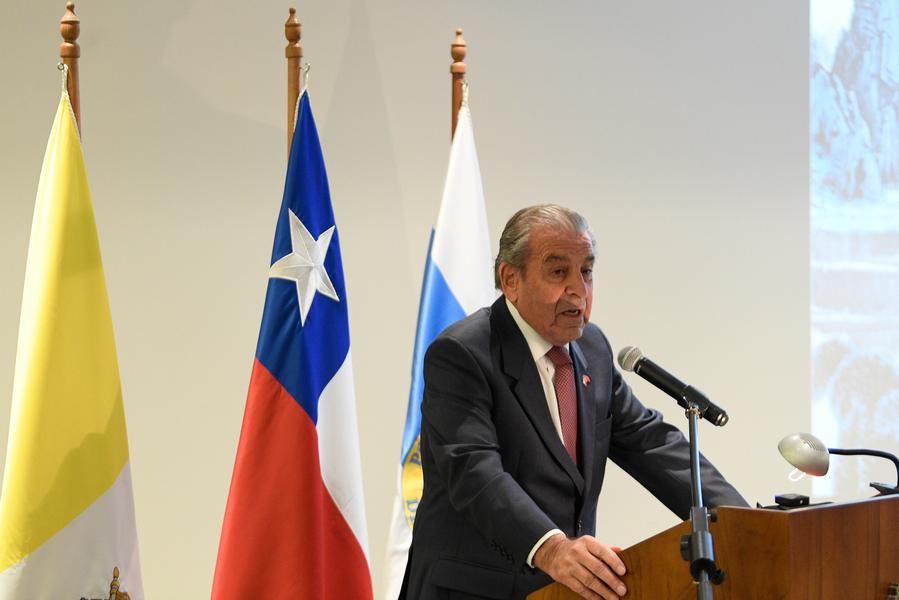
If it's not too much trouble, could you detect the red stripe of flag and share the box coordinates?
[211,360,372,598]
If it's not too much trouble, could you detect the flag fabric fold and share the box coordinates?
[0,91,143,599]
[383,101,494,600]
[212,90,372,599]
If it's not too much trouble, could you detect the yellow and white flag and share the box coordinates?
[0,89,142,599]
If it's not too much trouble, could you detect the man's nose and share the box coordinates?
[565,272,588,298]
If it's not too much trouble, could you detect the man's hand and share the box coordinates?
[533,533,627,600]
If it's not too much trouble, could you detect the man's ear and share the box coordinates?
[498,261,520,302]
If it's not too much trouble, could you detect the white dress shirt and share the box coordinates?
[505,299,568,566]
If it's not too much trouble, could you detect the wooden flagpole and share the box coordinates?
[59,2,81,132]
[285,8,302,156]
[450,29,466,139]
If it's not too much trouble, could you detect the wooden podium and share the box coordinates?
[528,494,898,599]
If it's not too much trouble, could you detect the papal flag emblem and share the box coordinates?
[80,567,131,600]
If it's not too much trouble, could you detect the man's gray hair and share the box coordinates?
[494,204,594,289]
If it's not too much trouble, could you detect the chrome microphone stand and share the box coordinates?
[680,401,725,600]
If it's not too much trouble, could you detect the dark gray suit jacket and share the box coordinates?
[401,297,747,600]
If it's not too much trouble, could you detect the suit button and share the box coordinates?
[577,519,582,531]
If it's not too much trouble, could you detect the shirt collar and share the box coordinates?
[505,297,569,362]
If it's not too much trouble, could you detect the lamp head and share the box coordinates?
[778,432,830,476]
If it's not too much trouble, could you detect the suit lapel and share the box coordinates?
[570,340,596,497]
[492,298,585,494]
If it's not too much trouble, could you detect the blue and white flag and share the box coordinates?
[383,99,494,599]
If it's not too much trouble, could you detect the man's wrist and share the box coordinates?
[528,529,565,568]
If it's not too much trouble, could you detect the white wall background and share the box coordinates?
[0,1,809,597]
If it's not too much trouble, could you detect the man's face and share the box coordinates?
[500,225,595,346]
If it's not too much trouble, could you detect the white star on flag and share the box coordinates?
[269,208,340,325]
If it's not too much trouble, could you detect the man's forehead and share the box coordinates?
[531,228,595,260]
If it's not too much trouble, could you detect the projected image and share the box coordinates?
[811,0,899,498]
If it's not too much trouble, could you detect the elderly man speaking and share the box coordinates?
[400,205,746,600]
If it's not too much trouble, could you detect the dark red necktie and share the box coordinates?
[546,345,577,465]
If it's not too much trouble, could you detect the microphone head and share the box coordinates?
[617,346,643,372]
[778,432,830,476]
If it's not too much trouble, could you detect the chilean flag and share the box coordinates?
[212,91,372,599]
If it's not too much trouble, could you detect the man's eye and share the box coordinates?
[582,268,593,280]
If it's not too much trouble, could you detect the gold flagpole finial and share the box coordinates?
[59,2,81,133]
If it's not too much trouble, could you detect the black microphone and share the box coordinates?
[617,346,729,427]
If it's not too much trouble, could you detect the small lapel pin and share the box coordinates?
[582,374,591,386]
